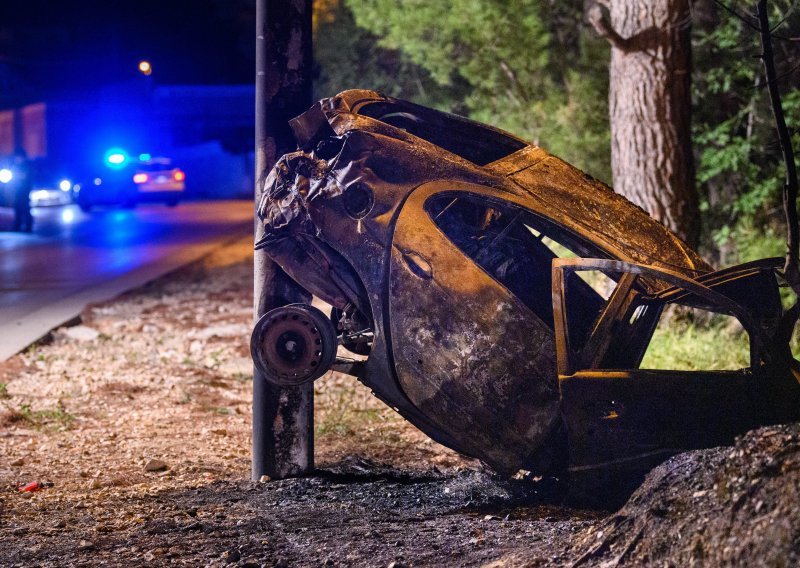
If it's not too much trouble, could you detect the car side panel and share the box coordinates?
[388,184,560,472]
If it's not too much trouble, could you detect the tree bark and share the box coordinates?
[589,0,699,245]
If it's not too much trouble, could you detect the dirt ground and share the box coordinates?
[2,237,800,567]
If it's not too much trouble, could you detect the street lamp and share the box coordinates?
[138,60,152,76]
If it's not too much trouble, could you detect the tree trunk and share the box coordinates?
[590,0,698,245]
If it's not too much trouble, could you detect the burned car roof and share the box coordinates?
[253,90,799,502]
[278,89,710,279]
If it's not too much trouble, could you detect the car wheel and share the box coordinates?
[79,203,92,213]
[251,303,338,387]
[166,199,179,207]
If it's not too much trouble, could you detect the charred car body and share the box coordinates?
[252,90,800,501]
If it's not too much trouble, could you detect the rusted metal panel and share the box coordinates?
[389,185,559,470]
[252,89,800,493]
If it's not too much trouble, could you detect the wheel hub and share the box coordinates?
[251,304,338,386]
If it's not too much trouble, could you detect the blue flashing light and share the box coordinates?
[138,153,152,161]
[0,168,12,184]
[104,148,129,169]
[59,179,72,192]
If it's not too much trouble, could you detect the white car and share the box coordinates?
[30,181,74,207]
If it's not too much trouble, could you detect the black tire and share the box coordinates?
[251,303,338,387]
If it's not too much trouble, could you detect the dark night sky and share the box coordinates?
[0,0,255,101]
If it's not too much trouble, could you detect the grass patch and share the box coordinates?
[640,314,750,371]
[3,401,76,430]
[0,382,8,399]
[315,378,394,437]
[316,407,384,436]
[232,372,251,383]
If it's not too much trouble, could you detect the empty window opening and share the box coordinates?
[639,307,750,371]
[427,194,608,337]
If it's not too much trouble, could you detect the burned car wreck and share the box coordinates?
[252,89,800,500]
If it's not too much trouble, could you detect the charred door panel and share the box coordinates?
[388,184,559,471]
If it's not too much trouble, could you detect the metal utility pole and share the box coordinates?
[253,0,314,480]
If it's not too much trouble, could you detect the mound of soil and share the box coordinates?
[565,423,800,567]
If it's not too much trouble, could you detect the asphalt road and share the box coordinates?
[0,200,253,359]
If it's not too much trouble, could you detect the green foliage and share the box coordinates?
[712,220,785,262]
[346,0,552,107]
[314,0,459,110]
[317,0,612,182]
[692,1,800,264]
